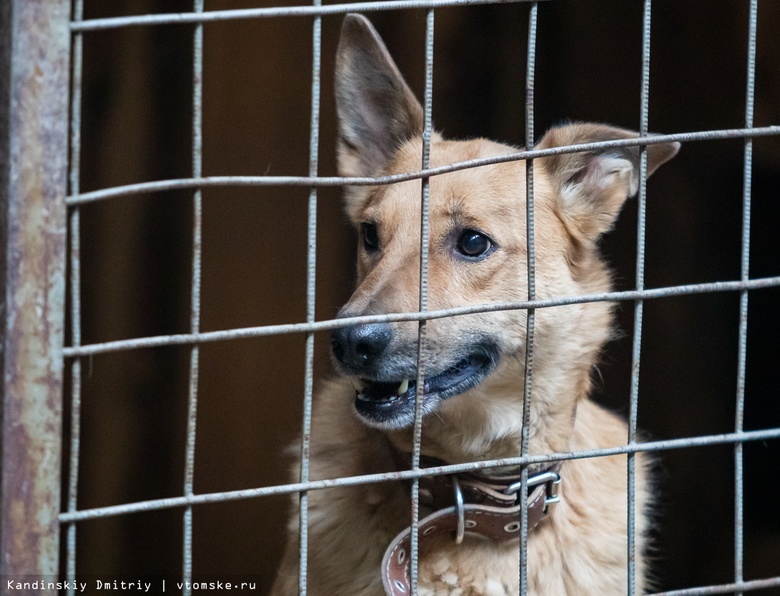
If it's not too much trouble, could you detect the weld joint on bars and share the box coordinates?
[61,277,780,358]
[69,0,550,32]
[57,427,780,524]
[66,126,780,206]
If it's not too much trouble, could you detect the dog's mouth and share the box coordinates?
[350,349,498,428]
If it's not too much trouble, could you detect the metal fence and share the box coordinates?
[1,0,779,594]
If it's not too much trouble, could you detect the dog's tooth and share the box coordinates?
[356,391,370,402]
[397,379,410,395]
[351,378,368,392]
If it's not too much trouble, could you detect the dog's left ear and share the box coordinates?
[335,14,424,181]
[537,123,679,241]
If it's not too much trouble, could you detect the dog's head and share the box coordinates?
[330,14,679,440]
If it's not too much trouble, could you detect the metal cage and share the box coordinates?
[1,0,779,594]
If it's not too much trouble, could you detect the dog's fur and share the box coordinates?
[272,14,679,595]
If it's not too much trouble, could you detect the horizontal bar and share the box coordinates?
[651,577,780,595]
[70,0,548,32]
[62,276,780,357]
[66,126,780,206]
[58,426,780,523]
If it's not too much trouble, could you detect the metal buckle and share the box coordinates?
[452,475,465,545]
[504,470,561,512]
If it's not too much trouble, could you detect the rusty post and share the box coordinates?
[0,0,70,590]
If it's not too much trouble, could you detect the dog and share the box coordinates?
[272,13,679,595]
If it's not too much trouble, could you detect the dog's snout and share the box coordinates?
[331,322,392,369]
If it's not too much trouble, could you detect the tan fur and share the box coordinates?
[271,14,678,595]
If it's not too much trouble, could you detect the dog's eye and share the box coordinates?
[456,230,493,259]
[361,222,379,252]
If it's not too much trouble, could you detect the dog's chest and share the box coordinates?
[414,534,523,595]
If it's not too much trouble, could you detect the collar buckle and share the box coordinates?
[452,475,465,545]
[504,470,561,512]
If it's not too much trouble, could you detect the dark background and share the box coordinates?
[68,0,779,593]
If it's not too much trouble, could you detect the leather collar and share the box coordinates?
[383,449,562,595]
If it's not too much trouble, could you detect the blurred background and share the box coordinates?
[68,0,779,593]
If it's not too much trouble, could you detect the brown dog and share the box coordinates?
[272,13,678,595]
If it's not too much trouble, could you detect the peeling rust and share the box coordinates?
[0,0,70,590]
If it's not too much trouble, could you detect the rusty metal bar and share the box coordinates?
[182,1,205,594]
[65,0,84,593]
[410,10,436,594]
[734,1,758,592]
[519,3,538,593]
[60,276,780,357]
[69,0,550,32]
[651,576,780,596]
[64,125,780,206]
[57,427,780,524]
[628,1,653,592]
[297,3,323,593]
[0,0,70,590]
[734,0,758,594]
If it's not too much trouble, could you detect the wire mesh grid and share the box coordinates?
[57,0,780,595]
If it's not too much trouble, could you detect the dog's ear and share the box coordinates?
[335,14,424,183]
[537,123,679,241]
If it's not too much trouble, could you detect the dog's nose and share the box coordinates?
[331,322,392,369]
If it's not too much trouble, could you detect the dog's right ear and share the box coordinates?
[537,123,679,243]
[335,14,424,185]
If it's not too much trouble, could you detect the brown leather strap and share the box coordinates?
[381,466,562,595]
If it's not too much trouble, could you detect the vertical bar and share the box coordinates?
[0,0,70,591]
[628,1,652,593]
[66,0,85,593]
[410,9,435,595]
[297,4,322,594]
[735,1,758,593]
[519,4,538,595]
[182,1,204,593]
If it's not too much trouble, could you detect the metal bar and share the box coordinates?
[651,577,780,596]
[410,10,435,594]
[60,277,780,357]
[66,0,84,593]
[182,1,205,593]
[519,3,538,594]
[58,427,780,524]
[70,0,550,32]
[627,2,652,592]
[0,0,70,589]
[297,4,322,594]
[734,2,758,592]
[64,126,780,206]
